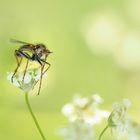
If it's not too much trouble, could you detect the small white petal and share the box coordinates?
[62,103,75,116]
[13,78,20,87]
[92,94,103,103]
[18,73,24,82]
[34,69,41,81]
[24,73,32,84]
[123,99,131,108]
[73,97,88,108]
[96,110,110,118]
[7,72,13,81]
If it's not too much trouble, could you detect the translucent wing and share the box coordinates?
[10,39,33,45]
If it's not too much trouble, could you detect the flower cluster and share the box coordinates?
[98,98,140,140]
[7,68,46,92]
[59,94,110,140]
[107,99,131,139]
[98,99,131,140]
[58,120,94,140]
[62,94,109,125]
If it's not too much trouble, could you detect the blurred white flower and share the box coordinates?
[85,109,109,125]
[128,121,140,140]
[58,120,94,140]
[81,11,125,55]
[7,68,46,92]
[108,99,131,139]
[62,94,110,125]
[115,33,140,71]
[81,11,140,71]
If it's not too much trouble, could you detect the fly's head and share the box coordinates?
[35,44,52,58]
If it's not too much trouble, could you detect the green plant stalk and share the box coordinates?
[98,125,109,140]
[25,92,46,140]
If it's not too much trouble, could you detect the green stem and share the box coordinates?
[25,92,46,140]
[98,125,109,140]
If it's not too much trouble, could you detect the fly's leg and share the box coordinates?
[11,50,22,83]
[22,59,29,83]
[41,62,51,76]
[33,62,51,93]
[37,64,45,95]
[11,49,32,83]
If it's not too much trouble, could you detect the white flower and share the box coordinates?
[7,68,46,92]
[61,94,109,125]
[58,120,94,140]
[108,99,131,139]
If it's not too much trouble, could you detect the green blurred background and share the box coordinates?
[0,0,140,139]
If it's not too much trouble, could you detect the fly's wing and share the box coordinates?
[10,39,36,55]
[10,39,33,45]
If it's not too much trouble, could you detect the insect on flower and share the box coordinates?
[10,39,52,95]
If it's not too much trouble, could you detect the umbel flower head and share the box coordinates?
[62,94,109,125]
[108,99,131,139]
[7,68,46,92]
